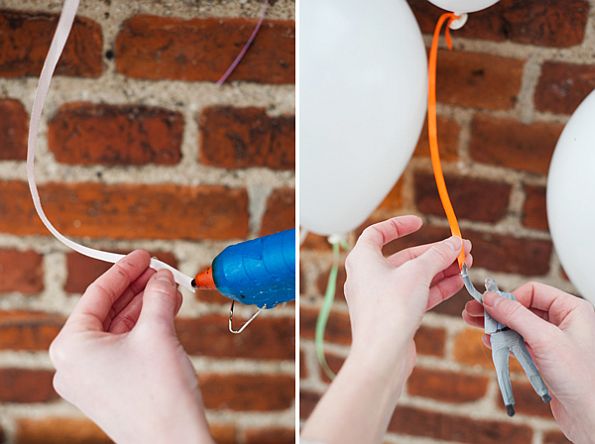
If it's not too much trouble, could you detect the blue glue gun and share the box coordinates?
[192,229,295,309]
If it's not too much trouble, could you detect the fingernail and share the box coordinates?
[446,236,462,251]
[463,239,472,251]
[483,291,498,307]
[156,269,174,284]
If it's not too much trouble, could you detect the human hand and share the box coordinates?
[49,250,214,444]
[344,215,472,388]
[463,282,595,443]
[302,216,472,444]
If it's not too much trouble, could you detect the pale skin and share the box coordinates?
[302,215,473,444]
[303,215,595,444]
[49,250,214,444]
[463,283,595,443]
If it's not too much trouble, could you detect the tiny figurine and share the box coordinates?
[461,266,551,416]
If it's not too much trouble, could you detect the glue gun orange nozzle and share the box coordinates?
[192,267,216,290]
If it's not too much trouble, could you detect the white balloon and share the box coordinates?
[547,90,595,304]
[300,0,427,236]
[427,0,500,14]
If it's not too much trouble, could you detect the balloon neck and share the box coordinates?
[449,13,468,30]
[328,233,348,248]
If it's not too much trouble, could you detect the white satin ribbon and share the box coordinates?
[27,0,195,291]
[27,0,269,293]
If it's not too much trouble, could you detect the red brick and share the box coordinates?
[15,418,110,444]
[535,62,595,114]
[64,251,177,294]
[414,325,447,357]
[316,265,346,303]
[177,314,294,361]
[523,185,548,230]
[318,353,346,384]
[409,0,589,48]
[0,310,63,351]
[300,307,351,346]
[0,9,102,78]
[414,172,511,223]
[469,229,552,276]
[431,286,476,317]
[199,373,293,411]
[0,368,57,403]
[436,51,523,110]
[300,307,445,357]
[260,188,295,236]
[544,431,572,444]
[381,223,551,276]
[388,406,533,443]
[194,288,231,305]
[0,99,28,160]
[0,250,43,294]
[300,349,308,379]
[469,115,563,175]
[244,427,294,444]
[377,179,405,213]
[0,181,248,240]
[301,233,332,251]
[414,116,460,161]
[499,380,553,418]
[381,222,451,257]
[453,328,522,373]
[199,107,294,170]
[115,16,294,84]
[300,390,320,419]
[210,424,236,444]
[48,103,183,165]
[407,367,489,403]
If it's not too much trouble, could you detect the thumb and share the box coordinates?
[483,292,558,346]
[136,269,179,331]
[409,236,462,284]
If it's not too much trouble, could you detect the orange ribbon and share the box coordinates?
[428,13,466,269]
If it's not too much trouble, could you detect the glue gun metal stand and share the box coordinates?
[461,265,551,416]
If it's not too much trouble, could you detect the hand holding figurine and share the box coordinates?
[463,282,595,443]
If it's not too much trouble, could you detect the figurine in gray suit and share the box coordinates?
[461,266,551,416]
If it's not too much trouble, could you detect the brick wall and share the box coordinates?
[0,1,294,443]
[300,1,591,443]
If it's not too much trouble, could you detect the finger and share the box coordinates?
[426,274,464,310]
[111,268,155,315]
[482,334,492,350]
[483,291,560,345]
[356,216,423,253]
[430,253,473,287]
[512,281,584,326]
[407,236,463,285]
[109,291,145,334]
[388,239,472,268]
[69,250,151,331]
[465,300,485,317]
[136,269,179,332]
[464,299,550,322]
[462,309,485,328]
[110,287,182,335]
[103,268,155,330]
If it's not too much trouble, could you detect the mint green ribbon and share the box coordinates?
[315,239,348,380]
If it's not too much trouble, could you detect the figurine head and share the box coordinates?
[484,277,499,293]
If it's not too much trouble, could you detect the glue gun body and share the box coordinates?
[194,229,296,308]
